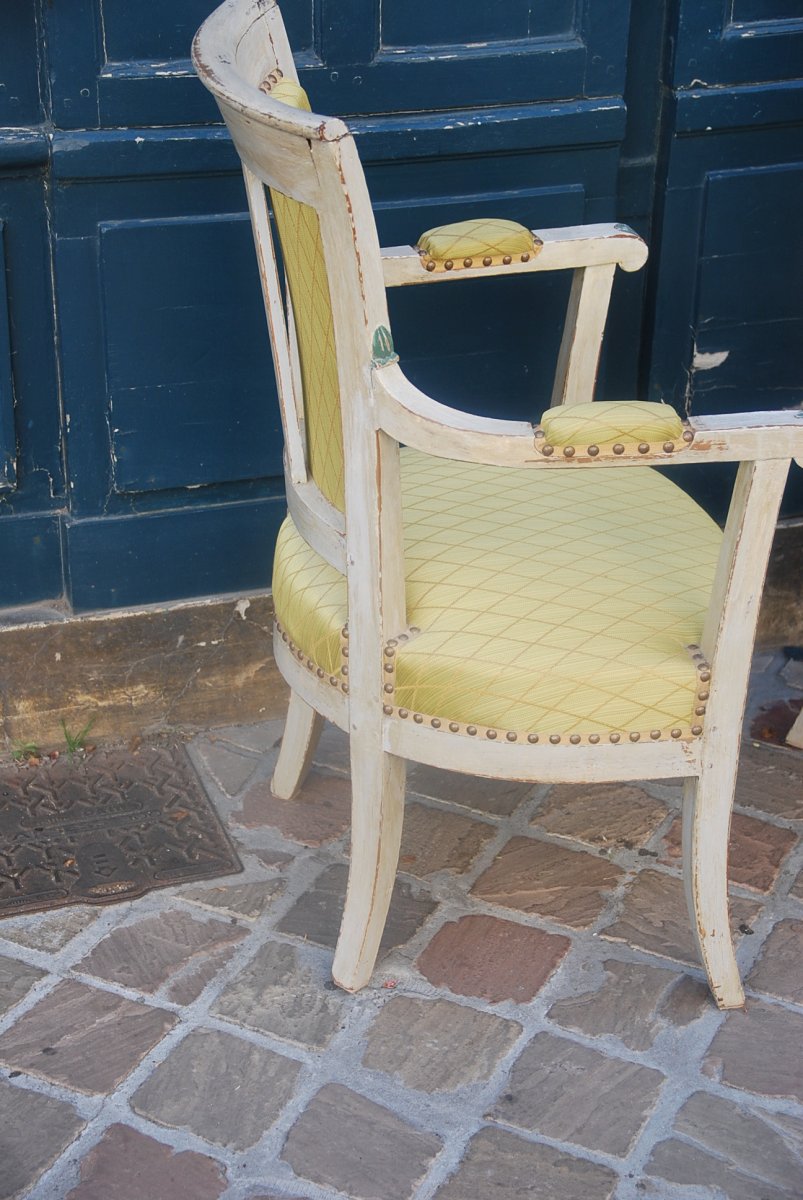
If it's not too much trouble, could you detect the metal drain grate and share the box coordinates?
[0,740,242,917]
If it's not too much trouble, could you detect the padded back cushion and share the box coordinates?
[268,81,345,511]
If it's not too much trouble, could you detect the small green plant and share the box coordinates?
[61,716,96,756]
[12,740,39,762]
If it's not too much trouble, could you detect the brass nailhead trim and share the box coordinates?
[610,732,621,743]
[589,733,600,744]
[467,726,477,735]
[563,446,575,458]
[542,444,554,456]
[534,427,545,438]
[506,732,517,742]
[613,444,625,455]
[384,663,394,673]
[638,443,650,454]
[588,445,600,456]
[698,689,710,701]
[650,729,661,739]
[663,442,675,452]
[449,722,460,732]
[527,733,539,743]
[413,713,424,724]
[671,728,682,738]
[444,260,454,271]
[695,706,706,716]
[431,718,441,728]
[463,258,473,268]
[399,708,409,718]
[698,669,711,683]
[383,682,394,693]
[683,429,694,442]
[549,734,561,744]
[317,667,324,678]
[486,729,497,739]
[383,704,393,715]
[629,731,640,742]
[482,256,492,266]
[426,260,436,271]
[502,255,512,265]
[691,724,703,735]
[569,734,581,744]
[520,252,530,262]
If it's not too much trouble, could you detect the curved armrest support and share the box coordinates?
[373,364,803,469]
[381,223,648,288]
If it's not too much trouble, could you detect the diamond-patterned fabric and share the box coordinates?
[273,450,722,738]
[417,219,538,262]
[268,82,345,511]
[541,401,683,448]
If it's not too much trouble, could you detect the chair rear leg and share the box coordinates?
[682,771,745,1010]
[271,690,324,799]
[332,736,406,992]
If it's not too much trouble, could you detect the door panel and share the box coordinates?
[0,224,17,491]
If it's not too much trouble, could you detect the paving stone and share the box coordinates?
[601,869,760,964]
[277,863,436,954]
[194,739,260,797]
[249,847,293,870]
[234,770,351,844]
[0,907,97,951]
[312,723,351,772]
[398,802,494,876]
[179,879,283,919]
[407,764,532,816]
[660,810,796,892]
[703,1000,803,1102]
[281,1082,441,1199]
[646,1091,803,1200]
[781,657,803,690]
[416,914,570,1004]
[76,909,247,993]
[363,995,521,1091]
[131,1028,300,1150]
[747,918,803,1002]
[435,1127,617,1200]
[735,743,803,821]
[489,1032,664,1156]
[214,940,343,1047]
[546,959,683,1051]
[471,836,623,927]
[0,1078,85,1200]
[0,955,45,1016]
[216,719,283,755]
[0,979,175,1093]
[532,784,670,850]
[657,973,712,1025]
[65,1123,227,1200]
[164,944,242,1006]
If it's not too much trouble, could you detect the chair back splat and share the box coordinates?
[194,0,802,1006]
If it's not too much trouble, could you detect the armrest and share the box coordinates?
[372,363,803,469]
[382,223,648,288]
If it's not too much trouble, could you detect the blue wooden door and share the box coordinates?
[0,1,800,612]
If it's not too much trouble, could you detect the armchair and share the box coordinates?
[193,0,803,1009]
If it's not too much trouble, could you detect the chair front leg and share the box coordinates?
[332,728,406,992]
[682,769,745,1010]
[271,690,324,799]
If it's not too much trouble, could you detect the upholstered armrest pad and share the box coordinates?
[416,219,542,272]
[540,401,684,448]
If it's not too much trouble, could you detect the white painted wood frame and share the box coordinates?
[193,0,803,1008]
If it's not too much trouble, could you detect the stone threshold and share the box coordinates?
[0,592,288,750]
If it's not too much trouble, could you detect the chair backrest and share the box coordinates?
[193,0,392,550]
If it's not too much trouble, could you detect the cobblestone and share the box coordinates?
[362,995,521,1091]
[281,1083,441,1198]
[416,913,570,1003]
[131,1028,301,1150]
[0,688,800,1200]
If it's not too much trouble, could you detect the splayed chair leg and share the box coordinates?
[332,736,406,992]
[271,690,324,799]
[682,771,745,1010]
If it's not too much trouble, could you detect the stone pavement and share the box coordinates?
[1,658,802,1199]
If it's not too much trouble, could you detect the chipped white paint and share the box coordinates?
[194,0,803,1009]
[693,348,729,370]
[235,598,251,620]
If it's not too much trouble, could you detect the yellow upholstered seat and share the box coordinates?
[274,449,721,742]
